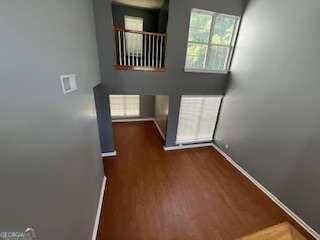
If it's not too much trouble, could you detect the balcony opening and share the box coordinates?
[111,0,169,72]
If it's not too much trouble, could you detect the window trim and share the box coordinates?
[184,8,240,74]
[124,15,144,57]
[175,95,223,145]
[184,68,229,74]
[124,15,144,30]
[109,95,140,118]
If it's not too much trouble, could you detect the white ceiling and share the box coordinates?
[113,0,165,9]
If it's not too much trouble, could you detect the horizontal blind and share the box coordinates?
[176,96,222,144]
[109,95,140,117]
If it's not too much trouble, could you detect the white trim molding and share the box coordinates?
[184,68,229,74]
[91,176,107,240]
[102,151,117,157]
[152,119,165,140]
[164,142,213,151]
[112,118,154,123]
[212,143,320,240]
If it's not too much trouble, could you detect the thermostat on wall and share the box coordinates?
[60,74,77,94]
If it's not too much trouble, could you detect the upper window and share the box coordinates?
[185,9,240,73]
[124,16,143,56]
[109,95,140,118]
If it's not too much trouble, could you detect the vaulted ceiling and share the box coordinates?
[112,0,165,9]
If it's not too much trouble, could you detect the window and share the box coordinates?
[176,96,222,144]
[124,16,143,56]
[185,9,240,73]
[109,95,140,117]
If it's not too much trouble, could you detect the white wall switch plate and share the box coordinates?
[60,74,77,94]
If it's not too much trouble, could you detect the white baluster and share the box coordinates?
[135,37,137,66]
[133,40,136,66]
[137,33,140,67]
[160,36,163,68]
[118,31,122,65]
[156,35,159,68]
[152,35,155,67]
[140,33,143,67]
[148,34,151,67]
[128,32,131,66]
[136,37,138,67]
[123,31,126,66]
[144,34,146,67]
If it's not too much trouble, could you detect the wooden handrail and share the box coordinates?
[114,65,165,72]
[113,26,166,37]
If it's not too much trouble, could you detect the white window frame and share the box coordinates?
[109,95,140,118]
[124,16,144,57]
[184,8,240,74]
[176,95,223,145]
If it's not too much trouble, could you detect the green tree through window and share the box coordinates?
[185,9,240,72]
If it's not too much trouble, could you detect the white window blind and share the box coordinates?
[124,16,143,56]
[109,95,140,117]
[176,96,222,144]
[185,9,240,73]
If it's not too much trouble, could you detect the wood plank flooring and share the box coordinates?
[97,122,313,240]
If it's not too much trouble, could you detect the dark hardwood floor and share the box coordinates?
[97,121,313,240]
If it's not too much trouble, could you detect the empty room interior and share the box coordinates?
[1,0,320,239]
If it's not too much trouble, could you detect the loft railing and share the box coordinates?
[113,27,166,72]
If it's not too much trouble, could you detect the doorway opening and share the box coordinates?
[109,94,169,145]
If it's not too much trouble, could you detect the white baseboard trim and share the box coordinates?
[101,151,117,157]
[91,176,106,240]
[152,119,165,141]
[163,142,213,151]
[112,118,154,123]
[212,144,320,240]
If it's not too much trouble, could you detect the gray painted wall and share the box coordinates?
[94,85,115,153]
[93,0,245,147]
[158,0,169,33]
[0,1,104,239]
[155,95,169,138]
[165,95,182,146]
[112,3,160,32]
[93,0,245,95]
[215,0,320,233]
